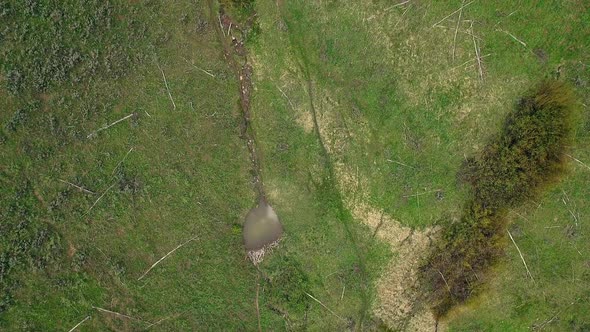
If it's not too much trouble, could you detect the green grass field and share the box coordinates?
[0,0,588,331]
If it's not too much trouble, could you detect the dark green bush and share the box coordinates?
[420,80,577,318]
[464,81,576,210]
[116,166,143,195]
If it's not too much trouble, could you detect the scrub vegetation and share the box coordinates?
[420,80,578,318]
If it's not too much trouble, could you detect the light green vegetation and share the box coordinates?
[0,0,589,331]
[251,0,589,330]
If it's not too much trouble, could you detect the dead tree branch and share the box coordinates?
[181,56,216,78]
[59,179,95,195]
[138,235,199,280]
[432,1,475,27]
[87,113,135,138]
[112,147,134,175]
[157,62,176,110]
[304,292,347,323]
[452,0,466,60]
[85,182,116,215]
[470,21,484,80]
[68,316,91,332]
[507,230,535,283]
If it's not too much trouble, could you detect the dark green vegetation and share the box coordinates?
[1,0,156,322]
[0,0,154,95]
[464,81,577,210]
[420,81,578,318]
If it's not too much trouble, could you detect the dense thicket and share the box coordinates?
[420,80,577,317]
[463,81,576,210]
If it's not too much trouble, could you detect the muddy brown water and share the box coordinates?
[243,202,283,250]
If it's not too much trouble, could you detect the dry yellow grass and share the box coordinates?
[307,83,439,331]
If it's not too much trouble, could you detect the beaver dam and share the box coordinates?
[213,4,283,265]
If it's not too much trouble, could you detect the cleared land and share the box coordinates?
[0,0,589,331]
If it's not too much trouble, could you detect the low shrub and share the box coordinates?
[420,80,577,318]
[264,255,310,313]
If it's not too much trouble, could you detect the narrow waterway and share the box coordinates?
[207,1,282,256]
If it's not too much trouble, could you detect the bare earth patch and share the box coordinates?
[310,83,438,331]
[339,168,438,331]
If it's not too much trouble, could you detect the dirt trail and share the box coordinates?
[298,72,437,330]
[348,199,437,331]
[292,77,439,330]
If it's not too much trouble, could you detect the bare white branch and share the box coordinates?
[384,0,410,11]
[566,154,590,171]
[59,179,95,195]
[305,292,347,323]
[112,147,134,175]
[507,230,535,283]
[157,62,176,110]
[471,21,484,81]
[138,235,199,280]
[276,84,296,111]
[181,56,216,78]
[452,0,466,60]
[85,182,116,215]
[87,113,135,138]
[438,270,452,294]
[68,316,91,332]
[432,1,475,27]
[497,29,527,47]
[93,306,137,321]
